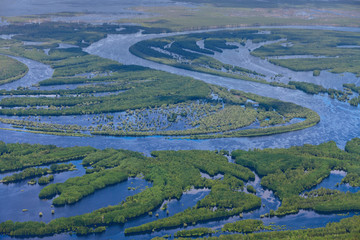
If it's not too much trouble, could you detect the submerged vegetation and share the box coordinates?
[0,22,319,139]
[0,4,359,240]
[0,139,360,237]
[131,28,360,78]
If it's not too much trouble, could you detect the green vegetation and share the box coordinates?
[119,1,360,32]
[154,215,360,239]
[0,141,95,173]
[222,219,264,233]
[288,81,348,102]
[174,228,215,237]
[129,30,267,83]
[0,55,28,84]
[246,185,256,194]
[251,29,360,76]
[313,70,320,76]
[343,84,360,106]
[38,175,54,185]
[0,23,320,139]
[1,163,75,183]
[130,28,360,81]
[288,81,327,95]
[90,86,319,139]
[232,140,360,216]
[0,76,318,139]
[0,73,210,116]
[125,190,260,235]
[188,88,319,139]
[39,166,128,206]
[0,147,257,237]
[130,28,360,106]
[0,140,360,237]
[0,22,160,47]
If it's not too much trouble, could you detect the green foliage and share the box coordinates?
[288,81,348,102]
[196,182,260,209]
[190,89,320,139]
[0,142,95,173]
[246,185,256,194]
[232,140,360,215]
[1,163,76,183]
[129,30,267,83]
[252,29,360,76]
[165,215,360,239]
[0,55,28,84]
[39,167,128,206]
[0,22,120,47]
[125,196,260,235]
[313,70,320,76]
[1,140,360,237]
[288,81,327,95]
[222,219,264,233]
[0,148,258,237]
[1,168,49,183]
[0,72,210,116]
[0,23,319,140]
[38,175,54,185]
[174,228,215,237]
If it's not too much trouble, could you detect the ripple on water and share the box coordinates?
[0,55,53,90]
[1,26,360,239]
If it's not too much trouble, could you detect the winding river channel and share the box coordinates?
[1,26,360,239]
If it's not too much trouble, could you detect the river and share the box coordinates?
[0,25,360,239]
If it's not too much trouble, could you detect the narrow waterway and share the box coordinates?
[1,26,360,239]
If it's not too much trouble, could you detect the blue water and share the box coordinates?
[0,160,152,224]
[0,25,360,239]
[302,170,360,194]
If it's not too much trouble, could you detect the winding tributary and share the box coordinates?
[1,26,360,239]
[1,26,360,152]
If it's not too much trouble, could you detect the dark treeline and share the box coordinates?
[174,228,215,237]
[0,74,210,116]
[222,219,264,233]
[0,55,28,84]
[0,148,256,237]
[0,23,170,48]
[153,215,360,239]
[1,163,75,183]
[1,140,360,237]
[0,141,95,173]
[288,81,348,102]
[232,139,360,216]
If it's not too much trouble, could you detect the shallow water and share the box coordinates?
[0,159,152,224]
[0,56,53,90]
[1,26,360,239]
[302,170,360,194]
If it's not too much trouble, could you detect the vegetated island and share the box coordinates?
[0,138,360,237]
[130,28,360,105]
[0,55,28,84]
[0,22,319,138]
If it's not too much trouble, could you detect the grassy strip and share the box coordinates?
[232,140,360,216]
[0,142,94,173]
[0,55,29,84]
[154,215,360,240]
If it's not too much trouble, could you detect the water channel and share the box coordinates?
[1,25,360,239]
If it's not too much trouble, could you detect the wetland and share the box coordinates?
[0,6,360,239]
